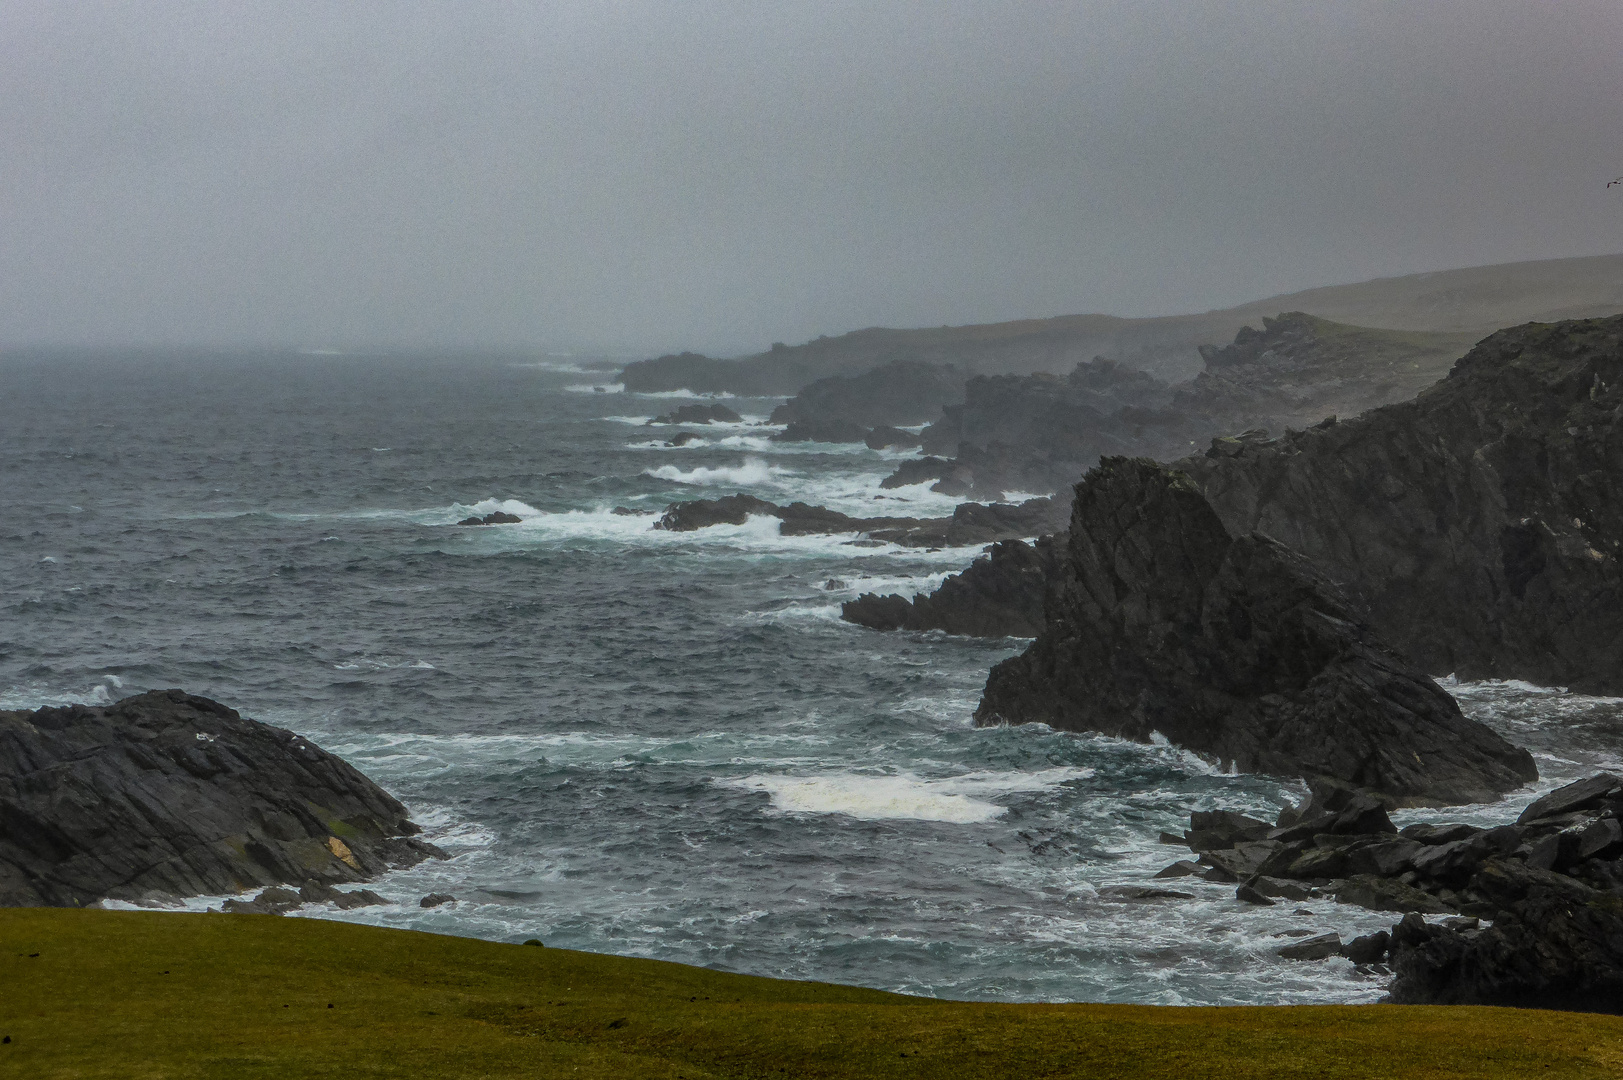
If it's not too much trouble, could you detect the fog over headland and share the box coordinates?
[3,1,1621,355]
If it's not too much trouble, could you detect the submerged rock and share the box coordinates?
[0,690,443,907]
[975,458,1535,805]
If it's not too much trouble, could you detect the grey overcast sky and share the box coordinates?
[3,2,1622,355]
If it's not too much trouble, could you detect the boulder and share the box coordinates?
[1341,931,1391,965]
[420,893,456,908]
[975,458,1537,805]
[457,511,522,526]
[1278,933,1342,961]
[0,690,443,908]
[1517,774,1623,825]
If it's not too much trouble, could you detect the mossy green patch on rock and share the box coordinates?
[2,909,1622,1078]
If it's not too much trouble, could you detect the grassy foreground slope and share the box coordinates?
[3,910,1622,1079]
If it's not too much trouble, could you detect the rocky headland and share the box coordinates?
[0,690,441,908]
[882,314,1471,502]
[859,314,1623,693]
[768,360,963,444]
[974,458,1535,805]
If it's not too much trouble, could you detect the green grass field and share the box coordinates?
[3,908,1621,1078]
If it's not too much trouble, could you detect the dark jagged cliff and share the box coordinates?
[1180,314,1623,693]
[865,315,1623,701]
[974,459,1535,805]
[0,690,441,907]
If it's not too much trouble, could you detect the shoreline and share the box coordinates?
[5,908,1622,1078]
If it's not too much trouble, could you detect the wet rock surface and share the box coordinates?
[842,536,1061,637]
[975,458,1535,804]
[1160,773,1623,1010]
[0,690,443,907]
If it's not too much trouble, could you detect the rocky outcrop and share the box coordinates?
[770,361,963,445]
[1180,314,1623,694]
[457,511,523,526]
[842,536,1061,637]
[1146,772,1623,1009]
[652,493,1068,549]
[1379,773,1623,1010]
[0,690,442,907]
[976,458,1536,804]
[648,403,743,425]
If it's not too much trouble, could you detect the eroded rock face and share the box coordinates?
[0,690,442,907]
[975,458,1536,804]
[1182,315,1623,693]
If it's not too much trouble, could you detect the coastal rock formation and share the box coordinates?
[842,536,1060,637]
[652,493,1068,549]
[1181,314,1623,693]
[975,458,1536,804]
[648,403,743,425]
[0,690,442,907]
[886,317,1471,501]
[770,361,963,444]
[1168,773,1623,1011]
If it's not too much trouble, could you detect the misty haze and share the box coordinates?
[5,3,1623,1074]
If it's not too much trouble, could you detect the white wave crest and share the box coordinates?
[646,458,788,487]
[721,767,1092,823]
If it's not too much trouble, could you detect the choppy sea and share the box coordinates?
[4,349,1621,1005]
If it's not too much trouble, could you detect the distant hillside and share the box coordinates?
[621,253,1623,394]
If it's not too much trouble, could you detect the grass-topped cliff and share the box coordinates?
[5,909,1623,1078]
[622,253,1623,393]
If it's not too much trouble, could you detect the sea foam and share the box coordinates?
[720,767,1093,823]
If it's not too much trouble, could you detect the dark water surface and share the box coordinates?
[4,349,1620,1004]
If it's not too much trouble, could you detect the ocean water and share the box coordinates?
[4,349,1621,1005]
